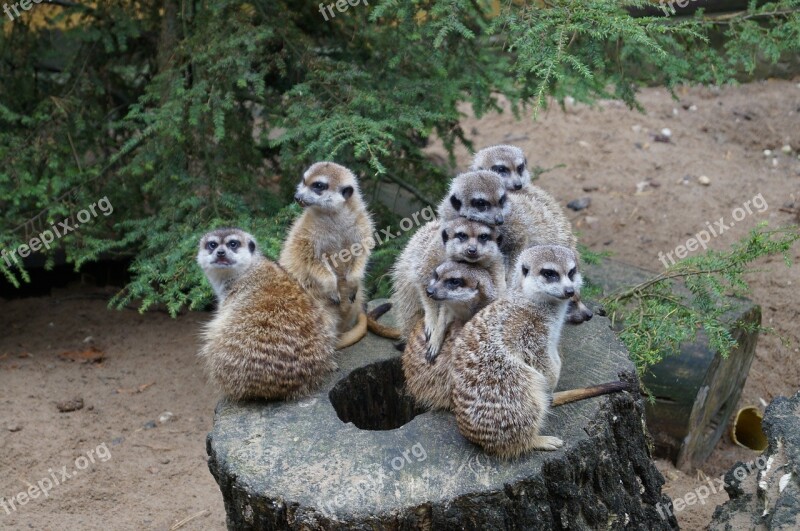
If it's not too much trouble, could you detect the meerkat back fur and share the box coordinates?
[279,162,375,343]
[391,217,505,359]
[451,245,582,459]
[197,228,338,401]
[402,261,498,410]
[471,145,592,324]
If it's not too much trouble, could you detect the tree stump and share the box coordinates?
[709,391,800,530]
[206,301,677,530]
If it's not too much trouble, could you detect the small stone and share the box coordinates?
[772,158,779,167]
[112,437,125,446]
[698,175,711,186]
[159,412,176,424]
[689,105,698,112]
[583,216,599,226]
[578,140,591,149]
[582,185,599,192]
[782,145,792,154]
[143,420,157,430]
[567,197,591,211]
[672,108,679,116]
[56,398,84,413]
[160,458,171,465]
[764,149,773,157]
[660,128,672,138]
[7,424,22,432]
[631,125,642,134]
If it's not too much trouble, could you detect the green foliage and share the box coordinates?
[1,0,799,318]
[600,225,800,377]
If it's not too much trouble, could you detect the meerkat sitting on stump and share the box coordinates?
[402,261,498,411]
[279,162,375,348]
[451,245,582,459]
[197,228,338,401]
[391,217,505,361]
[471,145,593,324]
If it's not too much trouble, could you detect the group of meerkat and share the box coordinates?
[395,145,628,458]
[197,162,378,400]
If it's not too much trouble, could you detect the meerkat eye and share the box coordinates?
[521,265,530,277]
[478,234,490,243]
[446,278,463,288]
[228,240,239,250]
[207,241,218,251]
[311,182,328,191]
[568,267,576,281]
[491,165,509,175]
[540,269,559,281]
[456,232,468,241]
[516,164,525,175]
[471,198,489,211]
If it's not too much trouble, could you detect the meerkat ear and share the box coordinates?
[441,230,449,244]
[341,186,354,199]
[496,234,503,246]
[248,240,256,253]
[522,265,530,277]
[449,195,462,212]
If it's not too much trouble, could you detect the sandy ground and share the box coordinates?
[1,78,799,530]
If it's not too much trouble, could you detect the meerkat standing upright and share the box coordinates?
[471,145,593,324]
[280,162,375,348]
[197,228,338,400]
[451,245,582,459]
[402,261,499,411]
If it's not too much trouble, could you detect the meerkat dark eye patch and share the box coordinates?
[540,268,559,281]
[471,198,489,211]
[447,278,463,288]
[521,265,529,277]
[227,240,240,250]
[491,165,509,175]
[441,229,449,244]
[478,234,490,242]
[450,195,462,212]
[206,241,218,251]
[340,185,353,199]
[311,181,329,191]
[516,164,525,175]
[568,267,576,280]
[456,232,468,241]
[248,240,256,253]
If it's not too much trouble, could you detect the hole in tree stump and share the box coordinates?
[329,358,426,431]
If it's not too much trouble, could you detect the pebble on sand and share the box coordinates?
[698,175,711,186]
[567,197,592,211]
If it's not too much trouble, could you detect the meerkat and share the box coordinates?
[451,245,582,459]
[391,217,505,360]
[279,162,375,347]
[402,261,498,410]
[197,228,338,401]
[471,145,593,324]
[437,170,510,226]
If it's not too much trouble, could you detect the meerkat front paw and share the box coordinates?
[329,294,341,306]
[531,436,564,451]
[348,287,358,304]
[425,343,440,363]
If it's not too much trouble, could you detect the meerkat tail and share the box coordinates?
[366,303,402,339]
[552,381,633,407]
[336,312,368,349]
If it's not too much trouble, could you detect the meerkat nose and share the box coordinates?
[426,286,436,297]
[513,182,523,190]
[563,287,575,297]
[216,249,226,257]
[494,214,504,225]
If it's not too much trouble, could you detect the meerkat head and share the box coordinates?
[437,170,509,226]
[294,161,360,212]
[514,245,581,303]
[426,261,486,304]
[470,145,530,192]
[440,218,502,266]
[197,228,259,301]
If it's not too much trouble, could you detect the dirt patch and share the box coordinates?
[1,79,798,530]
